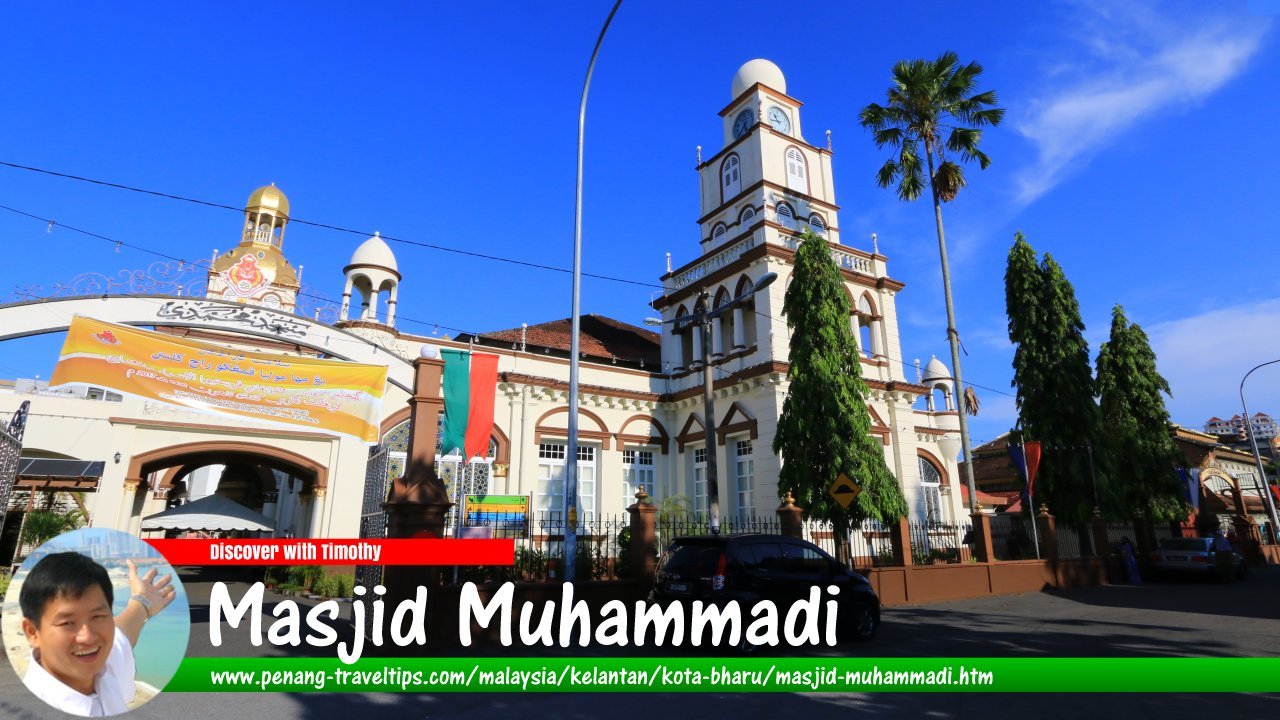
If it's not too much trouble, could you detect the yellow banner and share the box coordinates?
[49,316,387,442]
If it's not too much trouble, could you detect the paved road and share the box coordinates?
[3,567,1278,719]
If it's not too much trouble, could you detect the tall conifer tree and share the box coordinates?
[1095,305,1186,519]
[774,229,907,556]
[1005,233,1103,525]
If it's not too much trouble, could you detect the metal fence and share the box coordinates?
[989,514,1036,560]
[1056,524,1085,559]
[908,522,972,565]
[443,512,633,586]
[800,519,895,568]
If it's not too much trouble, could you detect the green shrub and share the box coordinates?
[332,573,354,598]
[0,569,10,599]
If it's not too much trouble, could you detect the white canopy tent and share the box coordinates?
[141,493,275,532]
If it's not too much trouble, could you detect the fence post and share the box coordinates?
[971,512,995,562]
[889,516,912,566]
[1090,507,1110,558]
[1232,515,1263,565]
[776,491,804,539]
[1131,511,1155,561]
[627,490,659,585]
[1036,504,1059,562]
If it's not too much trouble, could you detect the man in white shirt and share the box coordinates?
[19,552,177,717]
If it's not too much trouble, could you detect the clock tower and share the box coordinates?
[697,58,840,256]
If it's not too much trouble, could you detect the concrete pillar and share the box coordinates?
[1090,508,1111,558]
[711,317,724,359]
[971,513,995,562]
[1131,512,1155,561]
[889,516,912,566]
[776,491,803,539]
[627,490,659,585]
[1037,505,1059,562]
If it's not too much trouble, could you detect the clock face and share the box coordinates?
[768,106,791,134]
[733,109,755,139]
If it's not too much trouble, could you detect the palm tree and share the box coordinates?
[860,51,1003,513]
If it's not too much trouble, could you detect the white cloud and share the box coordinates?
[1145,298,1280,429]
[1014,10,1269,205]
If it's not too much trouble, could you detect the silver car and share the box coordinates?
[1150,537,1246,580]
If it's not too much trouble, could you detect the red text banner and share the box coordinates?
[145,539,515,566]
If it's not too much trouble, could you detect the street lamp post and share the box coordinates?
[648,273,776,535]
[564,0,623,584]
[1240,360,1280,540]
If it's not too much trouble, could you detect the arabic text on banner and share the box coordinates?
[49,316,387,442]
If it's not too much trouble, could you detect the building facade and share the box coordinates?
[0,60,966,551]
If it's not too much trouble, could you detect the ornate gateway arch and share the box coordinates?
[0,294,415,393]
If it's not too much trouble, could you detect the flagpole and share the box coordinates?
[1020,440,1041,560]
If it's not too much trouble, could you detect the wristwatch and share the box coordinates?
[130,594,154,619]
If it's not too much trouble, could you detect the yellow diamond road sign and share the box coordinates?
[829,473,861,508]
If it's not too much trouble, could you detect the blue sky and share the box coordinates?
[0,1,1276,448]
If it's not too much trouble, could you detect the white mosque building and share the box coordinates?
[0,60,968,552]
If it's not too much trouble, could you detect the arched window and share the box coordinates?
[775,202,795,228]
[809,213,826,235]
[734,276,758,348]
[739,205,756,224]
[785,147,808,192]
[721,154,741,199]
[919,456,943,525]
[711,223,727,241]
[676,306,694,370]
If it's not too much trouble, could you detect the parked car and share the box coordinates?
[1149,537,1247,580]
[647,534,880,650]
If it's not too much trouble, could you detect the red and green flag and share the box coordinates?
[440,349,499,463]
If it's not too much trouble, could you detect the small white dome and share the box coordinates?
[731,59,786,99]
[349,232,397,272]
[923,355,951,383]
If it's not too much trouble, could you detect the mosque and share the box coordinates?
[0,60,967,556]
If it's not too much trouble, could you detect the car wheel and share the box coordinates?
[846,601,878,642]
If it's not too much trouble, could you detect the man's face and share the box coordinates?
[21,585,115,695]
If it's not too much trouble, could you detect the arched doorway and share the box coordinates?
[126,441,327,538]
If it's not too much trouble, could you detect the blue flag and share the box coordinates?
[1176,468,1201,512]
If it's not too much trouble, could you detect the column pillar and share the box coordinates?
[671,333,684,371]
[309,487,327,538]
[691,325,703,365]
[711,316,724,359]
[339,278,353,321]
[261,490,280,538]
[627,490,659,585]
[117,478,141,532]
[383,353,454,599]
[386,286,399,327]
[731,307,746,350]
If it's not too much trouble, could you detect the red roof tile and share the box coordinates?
[470,314,661,366]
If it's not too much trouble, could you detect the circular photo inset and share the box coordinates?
[2,527,190,717]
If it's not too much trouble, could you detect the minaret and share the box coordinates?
[695,58,841,255]
[338,232,401,329]
[205,184,301,312]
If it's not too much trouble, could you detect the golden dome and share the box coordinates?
[246,183,290,217]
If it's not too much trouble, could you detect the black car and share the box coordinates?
[648,534,880,649]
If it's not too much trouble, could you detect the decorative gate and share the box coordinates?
[0,401,31,533]
[355,444,391,589]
